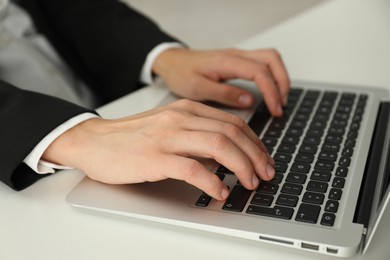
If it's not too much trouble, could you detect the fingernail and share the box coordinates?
[238,94,252,106]
[221,188,229,200]
[266,164,275,179]
[252,175,259,187]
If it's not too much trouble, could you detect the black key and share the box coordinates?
[195,194,212,207]
[325,134,343,143]
[312,113,329,122]
[322,91,338,100]
[341,92,356,100]
[248,104,271,136]
[290,120,307,129]
[257,183,279,194]
[322,143,340,152]
[316,105,332,115]
[334,112,349,121]
[290,162,311,173]
[286,172,307,184]
[302,192,325,205]
[295,153,314,163]
[294,113,311,121]
[274,162,288,173]
[325,200,339,213]
[264,129,282,138]
[222,185,252,212]
[286,128,303,136]
[268,173,284,184]
[247,205,294,220]
[306,128,324,137]
[305,90,320,100]
[295,203,321,224]
[311,170,331,182]
[335,167,348,177]
[303,136,321,145]
[344,138,356,148]
[331,120,347,128]
[321,213,336,226]
[347,130,358,140]
[342,147,354,157]
[274,153,292,163]
[339,157,351,167]
[297,106,312,114]
[299,144,318,154]
[277,143,296,154]
[318,151,338,161]
[300,99,316,108]
[269,120,286,130]
[328,188,343,200]
[281,183,303,195]
[282,135,300,145]
[306,181,328,193]
[337,105,353,114]
[328,126,345,136]
[262,137,278,147]
[315,160,335,171]
[276,194,299,207]
[310,120,327,129]
[251,193,274,206]
[332,177,345,188]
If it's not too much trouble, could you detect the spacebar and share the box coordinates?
[246,205,294,220]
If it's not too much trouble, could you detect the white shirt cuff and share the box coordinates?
[24,112,99,174]
[140,42,185,84]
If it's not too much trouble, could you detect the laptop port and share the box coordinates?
[301,242,319,251]
[326,247,339,254]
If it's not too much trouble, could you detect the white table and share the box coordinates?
[1,0,389,259]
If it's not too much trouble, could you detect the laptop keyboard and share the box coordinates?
[195,88,368,227]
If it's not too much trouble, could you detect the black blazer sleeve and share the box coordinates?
[1,1,180,190]
[0,81,96,190]
[18,0,180,104]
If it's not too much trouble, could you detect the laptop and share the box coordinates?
[66,80,390,257]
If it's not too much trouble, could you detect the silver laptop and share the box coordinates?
[66,80,390,257]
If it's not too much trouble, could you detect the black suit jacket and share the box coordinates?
[0,0,178,190]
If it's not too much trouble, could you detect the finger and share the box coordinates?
[178,115,274,180]
[225,49,290,106]
[169,100,274,164]
[210,55,284,116]
[166,156,230,200]
[255,49,290,106]
[166,129,274,189]
[182,75,255,109]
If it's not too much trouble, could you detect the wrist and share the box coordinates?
[152,47,189,79]
[41,118,105,169]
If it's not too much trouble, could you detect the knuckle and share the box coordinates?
[223,123,241,139]
[158,109,184,123]
[230,114,247,129]
[268,48,282,59]
[175,98,194,108]
[211,133,230,150]
[182,160,203,180]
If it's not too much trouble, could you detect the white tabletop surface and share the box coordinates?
[1,0,389,259]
